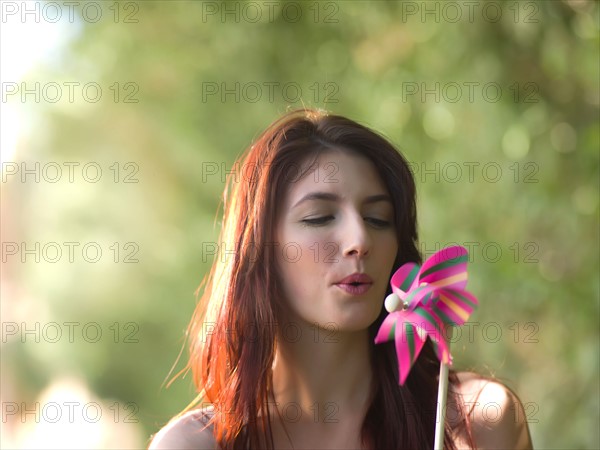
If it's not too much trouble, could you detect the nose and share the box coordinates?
[341,211,371,258]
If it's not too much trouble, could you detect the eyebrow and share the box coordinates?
[292,191,393,209]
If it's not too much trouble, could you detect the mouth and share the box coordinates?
[335,272,373,295]
[335,272,374,285]
[334,280,373,295]
[333,272,374,295]
[347,281,369,286]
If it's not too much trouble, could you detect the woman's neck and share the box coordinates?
[270,319,374,424]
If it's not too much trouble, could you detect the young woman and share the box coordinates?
[149,108,534,449]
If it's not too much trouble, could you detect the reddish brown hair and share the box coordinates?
[180,108,476,449]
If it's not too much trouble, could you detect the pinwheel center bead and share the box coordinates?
[401,300,409,311]
[384,293,401,313]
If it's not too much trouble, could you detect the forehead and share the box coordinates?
[284,149,388,203]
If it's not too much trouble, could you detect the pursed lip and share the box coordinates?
[334,272,374,285]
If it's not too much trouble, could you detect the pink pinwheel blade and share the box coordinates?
[435,289,478,326]
[374,312,401,344]
[390,262,420,299]
[395,317,426,385]
[419,246,469,291]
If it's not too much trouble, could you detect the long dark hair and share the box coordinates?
[181,108,476,449]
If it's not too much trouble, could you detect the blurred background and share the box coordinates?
[1,0,598,448]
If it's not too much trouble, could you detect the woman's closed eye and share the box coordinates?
[301,216,392,228]
[301,216,334,226]
[366,217,392,228]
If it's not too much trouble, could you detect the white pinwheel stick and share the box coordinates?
[434,341,450,450]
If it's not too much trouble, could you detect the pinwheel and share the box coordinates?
[374,245,478,449]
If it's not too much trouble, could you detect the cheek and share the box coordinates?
[295,233,334,271]
[276,230,330,297]
[280,236,328,278]
[387,235,399,261]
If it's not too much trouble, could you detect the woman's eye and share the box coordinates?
[301,216,391,227]
[366,218,391,228]
[302,216,334,226]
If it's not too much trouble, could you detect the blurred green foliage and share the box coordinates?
[3,0,598,448]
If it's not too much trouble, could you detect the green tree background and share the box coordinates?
[2,1,598,448]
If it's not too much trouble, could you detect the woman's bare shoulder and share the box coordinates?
[452,371,533,450]
[148,407,217,450]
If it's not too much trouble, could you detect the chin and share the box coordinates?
[335,308,382,333]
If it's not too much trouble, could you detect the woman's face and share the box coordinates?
[274,149,398,332]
